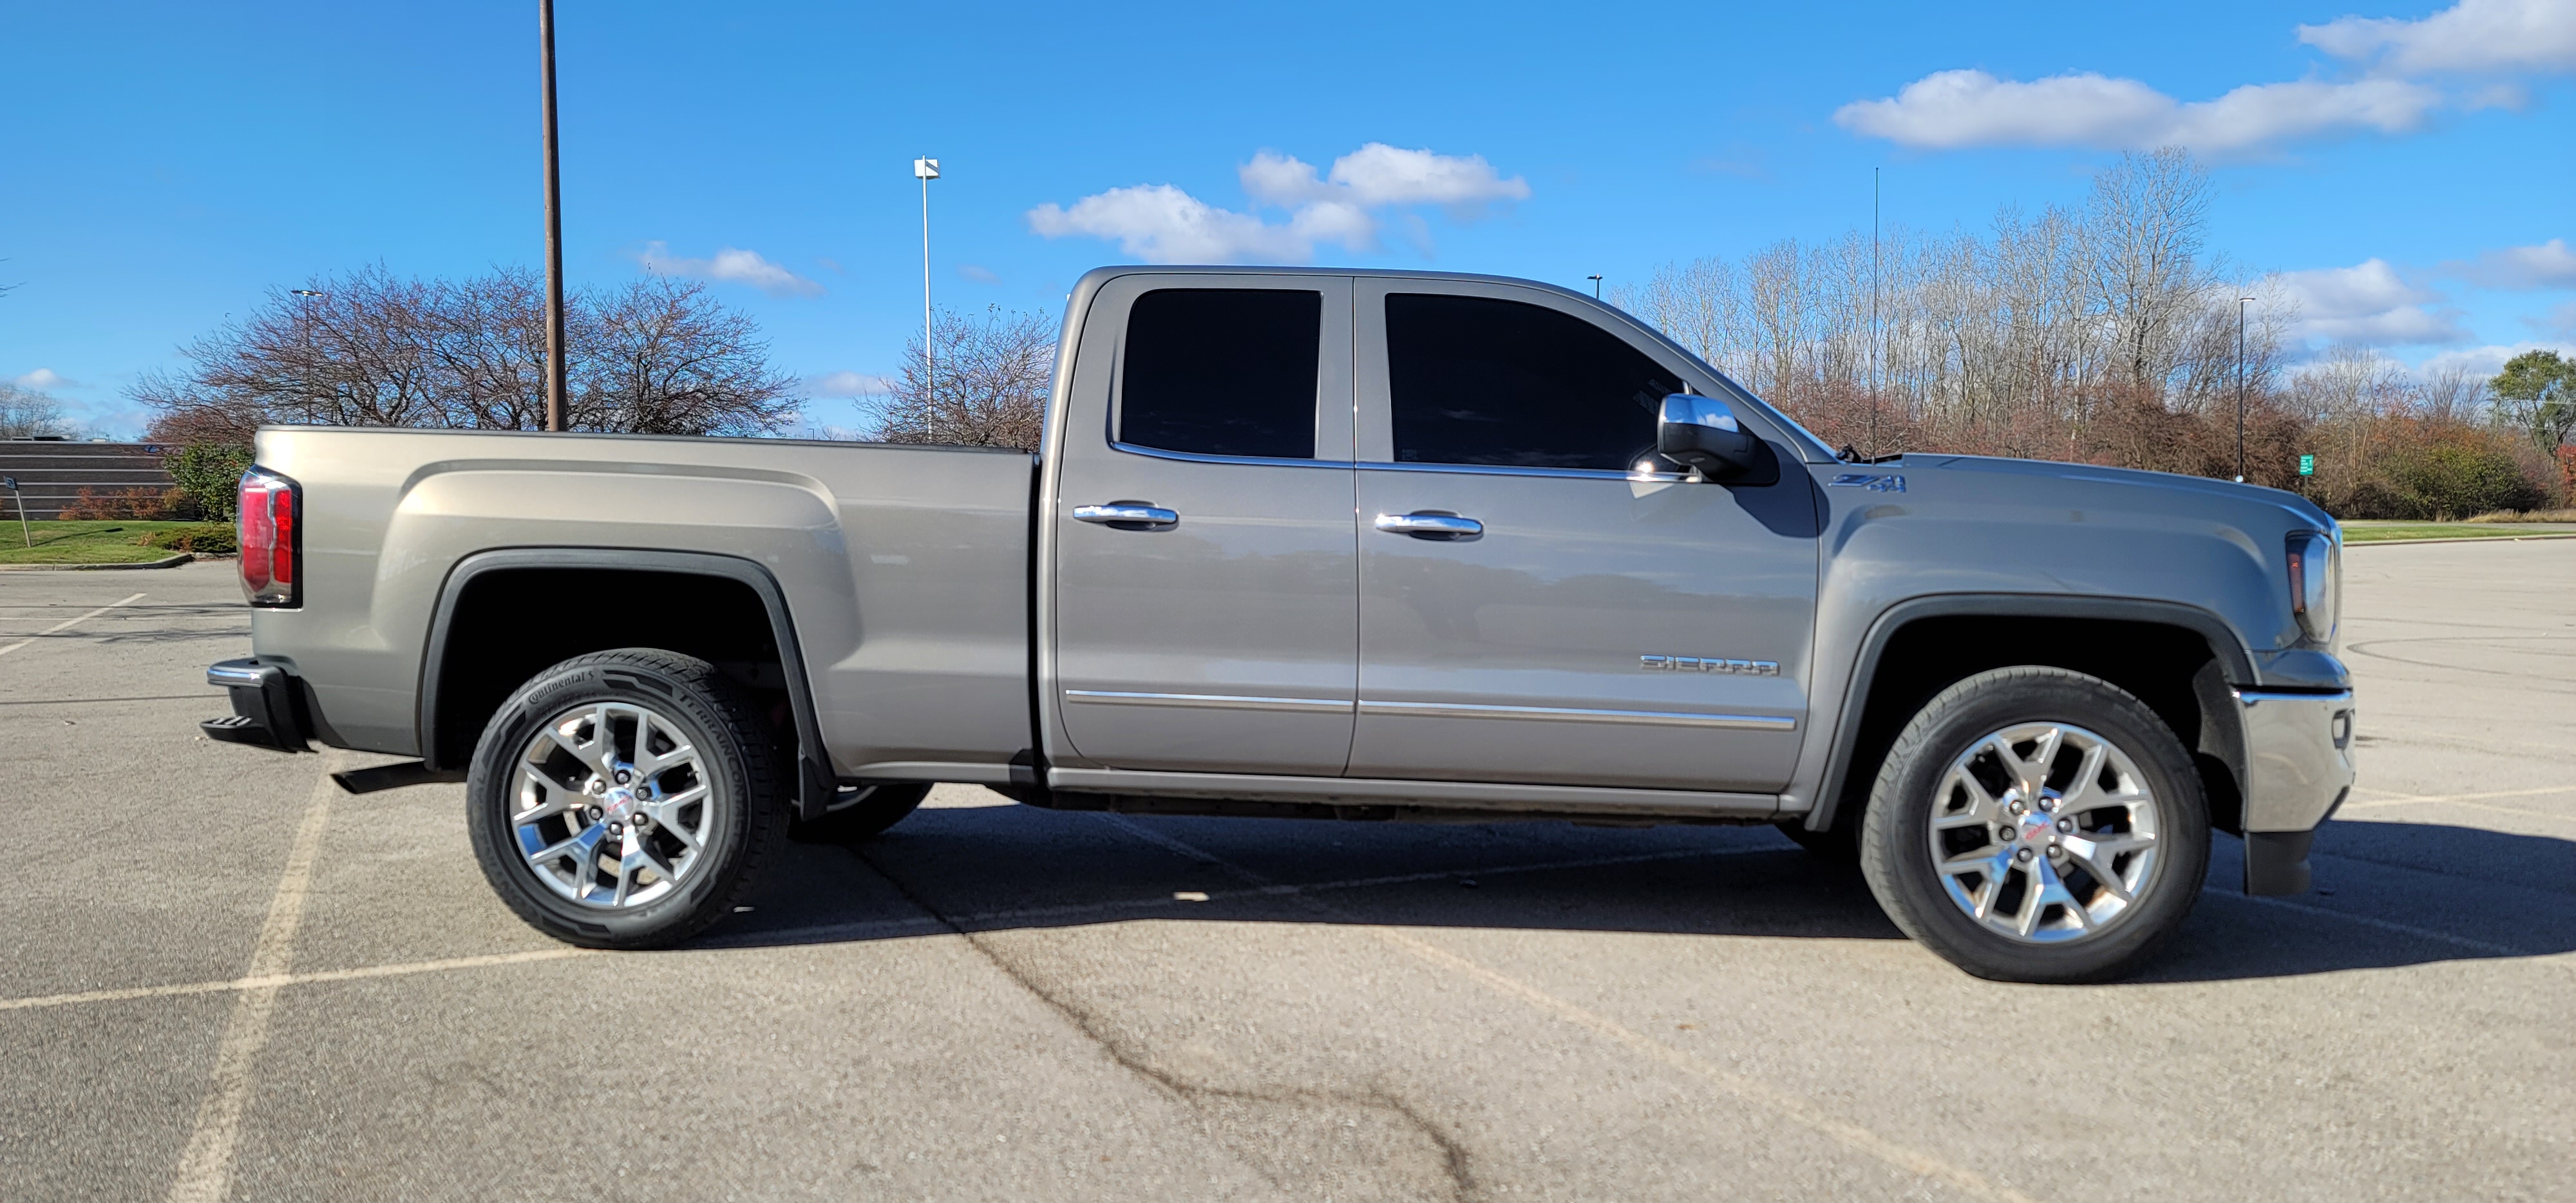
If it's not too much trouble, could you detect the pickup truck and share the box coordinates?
[201,266,2356,983]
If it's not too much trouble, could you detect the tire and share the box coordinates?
[1859,666,2209,983]
[1774,818,1859,864]
[466,648,786,950]
[790,782,932,844]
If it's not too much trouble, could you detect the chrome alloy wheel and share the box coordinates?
[513,701,718,910]
[1926,721,2163,943]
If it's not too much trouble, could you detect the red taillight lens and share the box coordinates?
[236,469,299,607]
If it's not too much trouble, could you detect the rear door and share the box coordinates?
[1050,274,1360,775]
[1347,279,1820,793]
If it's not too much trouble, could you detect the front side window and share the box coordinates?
[1118,289,1321,459]
[1385,293,1680,471]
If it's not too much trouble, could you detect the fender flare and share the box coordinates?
[416,547,838,819]
[1803,593,2256,833]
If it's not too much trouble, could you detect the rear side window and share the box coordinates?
[1117,289,1321,459]
[1385,293,1679,471]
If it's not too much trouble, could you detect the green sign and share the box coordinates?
[2298,454,2315,476]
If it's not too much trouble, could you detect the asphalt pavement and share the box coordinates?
[1,550,2569,1202]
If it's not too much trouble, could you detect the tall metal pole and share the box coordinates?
[2236,297,2249,482]
[1870,167,1881,459]
[1587,274,1602,299]
[540,0,568,432]
[916,157,939,403]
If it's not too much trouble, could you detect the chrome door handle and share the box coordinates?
[1073,502,1180,529]
[1374,511,1483,540]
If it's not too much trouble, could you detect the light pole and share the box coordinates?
[1587,274,1602,299]
[539,0,568,433]
[914,156,940,401]
[2236,296,2255,482]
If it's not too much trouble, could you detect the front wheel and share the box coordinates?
[466,649,786,949]
[1859,667,2209,983]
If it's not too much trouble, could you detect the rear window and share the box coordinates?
[1117,289,1321,460]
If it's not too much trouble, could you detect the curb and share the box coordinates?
[0,553,198,572]
[2345,532,2576,547]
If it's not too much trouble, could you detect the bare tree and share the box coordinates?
[135,266,799,444]
[2083,149,2219,390]
[0,383,77,439]
[868,307,1054,451]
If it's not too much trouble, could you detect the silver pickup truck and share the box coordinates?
[201,266,2356,983]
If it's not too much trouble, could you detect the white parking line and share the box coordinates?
[0,591,146,658]
[2347,784,2575,806]
[166,757,340,1203]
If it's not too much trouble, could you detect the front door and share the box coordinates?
[1051,275,1360,775]
[1347,281,1821,793]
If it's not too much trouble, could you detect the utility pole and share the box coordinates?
[1870,167,1881,459]
[2237,296,2254,482]
[915,156,940,401]
[540,0,569,432]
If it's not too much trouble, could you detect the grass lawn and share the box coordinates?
[0,520,206,565]
[2342,521,2576,544]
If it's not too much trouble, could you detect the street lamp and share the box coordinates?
[1587,274,1602,299]
[290,289,324,298]
[915,156,940,400]
[2236,296,2255,482]
[539,0,568,433]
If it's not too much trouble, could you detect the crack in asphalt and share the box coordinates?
[846,840,1477,1202]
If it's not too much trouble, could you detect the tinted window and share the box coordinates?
[1119,289,1321,459]
[1385,293,1679,471]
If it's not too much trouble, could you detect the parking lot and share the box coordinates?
[3,544,2570,1202]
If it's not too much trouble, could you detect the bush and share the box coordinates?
[167,444,255,521]
[57,486,191,520]
[2363,429,2547,520]
[139,524,238,554]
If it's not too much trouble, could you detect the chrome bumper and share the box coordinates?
[2234,688,2357,895]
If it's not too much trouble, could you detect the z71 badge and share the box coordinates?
[1640,655,1780,676]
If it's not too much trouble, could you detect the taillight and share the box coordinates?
[238,468,300,607]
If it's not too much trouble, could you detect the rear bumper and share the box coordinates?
[2235,688,2357,895]
[202,658,312,753]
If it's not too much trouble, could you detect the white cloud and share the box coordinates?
[805,371,891,397]
[2411,339,2576,379]
[957,263,1000,283]
[2447,238,2576,290]
[2273,258,2470,345]
[1240,144,1530,212]
[2300,0,2576,75]
[1029,144,1528,265]
[10,368,76,391]
[1835,70,2439,153]
[634,242,824,298]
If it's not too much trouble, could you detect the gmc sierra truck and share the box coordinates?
[201,266,2356,983]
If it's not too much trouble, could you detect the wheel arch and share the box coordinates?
[1804,594,2254,838]
[417,548,837,819]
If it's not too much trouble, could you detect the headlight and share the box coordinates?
[2286,529,2337,643]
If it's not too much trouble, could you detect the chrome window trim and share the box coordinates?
[1065,689,1357,714]
[1358,699,1795,730]
[1106,440,1352,469]
[1356,459,1698,483]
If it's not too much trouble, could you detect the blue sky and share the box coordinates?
[4,0,2571,437]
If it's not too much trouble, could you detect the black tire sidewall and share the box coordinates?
[1862,668,2210,983]
[466,652,775,949]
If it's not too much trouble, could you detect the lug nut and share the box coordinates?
[2056,818,2074,833]
[588,779,606,795]
[2015,848,2034,862]
[1998,826,2016,842]
[584,805,602,821]
[614,770,631,785]
[2038,798,2055,813]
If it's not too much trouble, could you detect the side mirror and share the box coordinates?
[1656,394,1774,484]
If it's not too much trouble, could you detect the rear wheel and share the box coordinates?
[1859,667,2208,983]
[466,649,786,949]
